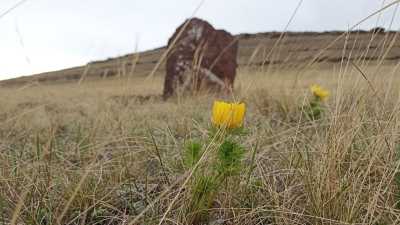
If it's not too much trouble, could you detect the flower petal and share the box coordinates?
[212,100,246,129]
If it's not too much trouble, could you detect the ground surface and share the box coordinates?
[1,30,400,224]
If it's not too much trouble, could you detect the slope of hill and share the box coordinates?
[1,30,399,86]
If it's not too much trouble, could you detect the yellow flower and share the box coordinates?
[310,84,330,101]
[212,101,246,129]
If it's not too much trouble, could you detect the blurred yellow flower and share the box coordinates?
[310,84,330,101]
[212,101,246,129]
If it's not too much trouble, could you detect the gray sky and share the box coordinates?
[1,0,399,80]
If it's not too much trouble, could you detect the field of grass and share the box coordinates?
[1,59,400,225]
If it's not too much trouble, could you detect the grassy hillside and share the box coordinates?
[1,26,400,224]
[1,30,399,87]
[1,60,400,224]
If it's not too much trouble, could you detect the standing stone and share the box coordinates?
[163,18,238,99]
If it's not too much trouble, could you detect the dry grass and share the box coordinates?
[2,1,400,223]
[1,60,400,225]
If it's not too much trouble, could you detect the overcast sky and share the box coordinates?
[1,0,399,80]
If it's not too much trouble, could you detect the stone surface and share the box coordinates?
[163,18,238,99]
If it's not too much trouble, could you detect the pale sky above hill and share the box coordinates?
[1,0,399,80]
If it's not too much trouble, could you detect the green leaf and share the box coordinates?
[216,139,245,178]
[183,141,204,169]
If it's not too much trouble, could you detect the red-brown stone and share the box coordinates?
[163,18,238,99]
